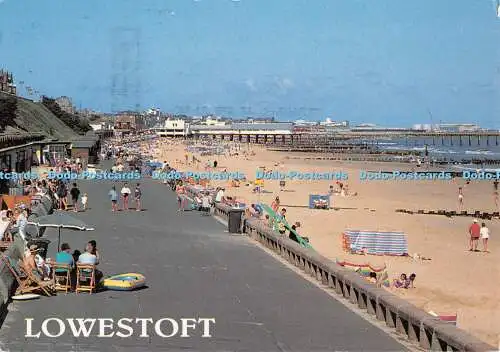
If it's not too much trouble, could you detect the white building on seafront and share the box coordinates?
[156,119,188,137]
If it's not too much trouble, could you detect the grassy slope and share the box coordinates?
[0,92,79,140]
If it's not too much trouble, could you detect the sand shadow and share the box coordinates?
[116,208,148,212]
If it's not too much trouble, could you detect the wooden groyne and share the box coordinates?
[396,209,500,219]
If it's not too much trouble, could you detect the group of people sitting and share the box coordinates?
[241,196,309,245]
[358,270,416,289]
[1,205,29,242]
[392,273,416,289]
[23,240,103,289]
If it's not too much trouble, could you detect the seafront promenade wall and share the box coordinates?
[183,186,494,351]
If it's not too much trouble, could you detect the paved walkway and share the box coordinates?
[0,177,405,351]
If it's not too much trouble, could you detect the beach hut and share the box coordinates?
[342,230,408,256]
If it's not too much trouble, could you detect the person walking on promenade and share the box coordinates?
[468,219,480,252]
[134,183,142,212]
[108,185,118,212]
[480,222,490,253]
[56,181,67,210]
[120,182,131,211]
[176,182,186,212]
[70,183,80,213]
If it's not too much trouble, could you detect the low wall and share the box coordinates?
[208,200,494,351]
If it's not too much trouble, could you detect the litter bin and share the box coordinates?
[27,238,51,260]
[228,208,245,234]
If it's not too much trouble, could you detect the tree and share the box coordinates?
[0,95,19,132]
[41,96,91,134]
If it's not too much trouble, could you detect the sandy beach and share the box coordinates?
[149,138,499,346]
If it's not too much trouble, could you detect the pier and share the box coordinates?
[184,128,500,148]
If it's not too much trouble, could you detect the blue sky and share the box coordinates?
[0,0,499,127]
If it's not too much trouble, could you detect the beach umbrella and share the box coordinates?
[27,211,95,251]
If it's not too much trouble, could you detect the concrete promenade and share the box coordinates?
[0,177,405,351]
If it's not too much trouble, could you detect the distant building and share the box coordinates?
[242,117,275,123]
[320,119,349,128]
[412,124,442,131]
[190,122,293,137]
[114,113,144,135]
[79,108,99,117]
[55,96,75,114]
[89,120,113,131]
[436,124,481,132]
[203,116,226,126]
[145,108,161,117]
[156,119,188,137]
[294,120,318,126]
[0,70,16,95]
[355,123,377,128]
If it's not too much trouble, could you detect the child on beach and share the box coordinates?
[134,183,142,211]
[81,193,88,211]
[108,186,118,212]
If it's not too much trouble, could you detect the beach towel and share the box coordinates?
[343,230,408,256]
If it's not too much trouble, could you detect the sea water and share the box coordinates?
[370,136,500,162]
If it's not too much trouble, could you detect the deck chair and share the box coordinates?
[76,264,96,294]
[52,263,72,293]
[0,254,54,296]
